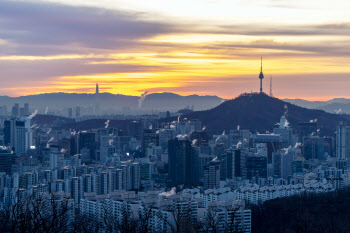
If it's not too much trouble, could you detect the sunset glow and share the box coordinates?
[1,0,350,100]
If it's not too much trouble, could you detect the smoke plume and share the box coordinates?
[138,91,148,109]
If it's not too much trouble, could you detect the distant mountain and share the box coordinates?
[0,92,223,114]
[141,93,223,111]
[183,93,349,136]
[284,98,350,114]
[283,98,325,109]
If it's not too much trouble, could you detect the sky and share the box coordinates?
[1,0,350,100]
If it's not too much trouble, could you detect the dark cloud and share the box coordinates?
[0,0,177,55]
[1,0,349,57]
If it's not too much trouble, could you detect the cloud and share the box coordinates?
[0,0,177,56]
[1,0,350,99]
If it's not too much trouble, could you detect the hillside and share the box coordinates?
[252,189,350,233]
[184,93,349,135]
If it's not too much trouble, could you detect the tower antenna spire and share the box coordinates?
[259,57,264,93]
[269,75,273,97]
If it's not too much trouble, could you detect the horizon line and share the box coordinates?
[0,91,349,102]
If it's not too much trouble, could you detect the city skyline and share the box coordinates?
[1,0,350,100]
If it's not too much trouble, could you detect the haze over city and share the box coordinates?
[1,0,350,100]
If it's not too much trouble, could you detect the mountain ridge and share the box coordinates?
[0,92,224,113]
[183,93,349,136]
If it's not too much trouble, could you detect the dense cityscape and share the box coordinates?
[2,0,350,232]
[0,62,350,232]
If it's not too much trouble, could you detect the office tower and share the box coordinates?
[0,150,16,174]
[100,135,116,163]
[24,103,29,116]
[96,83,99,94]
[234,149,247,178]
[75,106,80,118]
[203,159,220,189]
[246,155,267,179]
[158,129,177,150]
[324,136,335,157]
[68,108,73,118]
[177,119,201,135]
[298,122,318,141]
[11,103,19,117]
[229,129,250,148]
[131,163,140,190]
[114,136,132,155]
[281,150,293,179]
[273,116,295,148]
[141,129,158,152]
[4,119,15,147]
[254,134,281,164]
[139,159,156,181]
[259,57,264,93]
[302,136,325,160]
[4,118,32,154]
[69,136,77,156]
[214,134,229,148]
[220,149,246,180]
[15,120,26,154]
[168,138,199,187]
[19,107,25,117]
[336,122,350,160]
[272,152,281,177]
[0,105,8,116]
[78,132,96,160]
[128,121,142,140]
[197,149,213,181]
[293,158,304,175]
[190,131,209,147]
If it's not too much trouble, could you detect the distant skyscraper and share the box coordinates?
[24,103,29,116]
[259,57,264,93]
[96,83,99,94]
[0,150,16,174]
[203,159,220,189]
[78,132,96,160]
[141,129,158,152]
[336,122,350,159]
[12,103,19,117]
[298,122,318,141]
[68,108,73,118]
[246,155,267,179]
[76,106,80,118]
[19,107,25,117]
[168,138,198,187]
[4,118,32,154]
